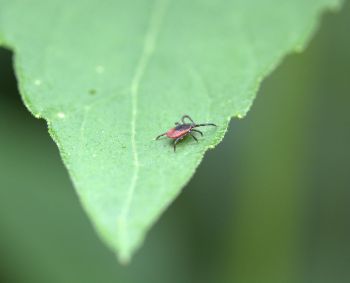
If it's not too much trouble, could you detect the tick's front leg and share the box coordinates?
[191,129,203,136]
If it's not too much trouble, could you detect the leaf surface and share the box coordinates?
[0,0,342,262]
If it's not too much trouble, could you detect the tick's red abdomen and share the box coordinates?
[166,124,192,139]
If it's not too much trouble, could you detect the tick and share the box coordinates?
[156,115,217,152]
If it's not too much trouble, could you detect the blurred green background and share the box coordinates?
[1,2,349,283]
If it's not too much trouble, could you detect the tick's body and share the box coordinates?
[166,124,193,139]
[156,115,216,152]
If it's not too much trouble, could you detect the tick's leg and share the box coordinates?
[156,132,167,140]
[181,115,195,125]
[194,123,217,127]
[191,129,203,136]
[190,132,198,142]
[173,136,184,152]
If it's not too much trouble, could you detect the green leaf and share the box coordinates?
[0,0,342,262]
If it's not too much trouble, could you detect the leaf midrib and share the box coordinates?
[116,0,169,261]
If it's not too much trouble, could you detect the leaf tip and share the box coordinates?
[117,250,132,265]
